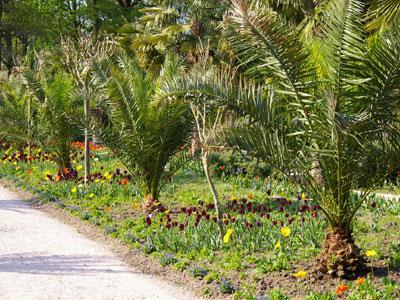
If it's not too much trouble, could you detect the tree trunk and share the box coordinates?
[201,151,224,241]
[18,33,29,57]
[316,226,365,278]
[311,159,324,187]
[0,0,3,70]
[4,31,13,76]
[92,0,100,38]
[27,94,32,167]
[84,95,90,185]
[71,0,80,38]
[56,146,73,175]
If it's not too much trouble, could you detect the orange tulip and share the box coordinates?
[336,284,349,295]
[120,178,128,185]
[356,277,365,286]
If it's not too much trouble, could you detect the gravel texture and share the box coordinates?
[0,185,198,300]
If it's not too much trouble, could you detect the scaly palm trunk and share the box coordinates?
[317,226,365,278]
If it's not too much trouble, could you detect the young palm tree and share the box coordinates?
[161,0,400,277]
[92,54,192,205]
[0,76,35,151]
[24,71,79,171]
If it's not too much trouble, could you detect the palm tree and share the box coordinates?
[161,0,400,277]
[224,0,400,277]
[130,0,229,75]
[24,71,79,171]
[0,76,35,151]
[91,53,192,205]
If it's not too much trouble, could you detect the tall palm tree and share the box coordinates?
[161,0,400,277]
[225,0,400,277]
[92,53,192,204]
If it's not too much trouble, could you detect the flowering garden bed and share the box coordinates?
[1,143,399,299]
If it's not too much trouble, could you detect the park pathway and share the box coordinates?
[0,185,198,300]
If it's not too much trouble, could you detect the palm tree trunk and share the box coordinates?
[201,151,224,241]
[317,226,365,278]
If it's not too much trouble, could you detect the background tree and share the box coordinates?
[129,0,229,75]
[60,35,114,185]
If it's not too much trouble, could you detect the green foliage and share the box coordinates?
[219,277,235,294]
[209,151,271,179]
[159,253,178,266]
[190,265,208,279]
[389,242,400,269]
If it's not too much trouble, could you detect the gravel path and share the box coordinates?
[0,186,198,300]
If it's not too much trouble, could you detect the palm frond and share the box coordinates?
[366,0,400,31]
[224,0,314,99]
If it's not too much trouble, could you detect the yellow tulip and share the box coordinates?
[293,270,307,279]
[281,227,291,237]
[88,193,95,199]
[230,195,237,201]
[76,165,83,171]
[12,161,17,166]
[43,170,52,180]
[223,228,234,243]
[301,192,306,200]
[365,250,378,258]
[71,186,77,193]
[274,241,281,250]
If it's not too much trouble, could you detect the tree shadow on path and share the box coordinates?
[0,252,132,276]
